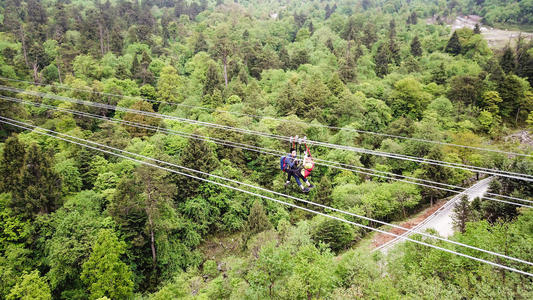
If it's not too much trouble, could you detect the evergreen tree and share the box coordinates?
[473,23,481,34]
[362,23,377,48]
[325,4,332,19]
[500,46,516,74]
[338,56,357,83]
[110,26,124,54]
[110,165,178,284]
[487,57,506,85]
[326,72,345,96]
[81,229,133,300]
[194,32,208,54]
[12,144,61,218]
[290,48,310,69]
[447,75,483,106]
[516,48,533,87]
[312,176,333,207]
[389,19,396,39]
[161,12,171,47]
[445,31,461,55]
[247,200,272,234]
[204,62,221,96]
[388,40,400,64]
[0,135,26,194]
[411,11,418,24]
[174,135,218,200]
[452,195,471,233]
[375,44,392,78]
[421,147,452,205]
[342,17,359,43]
[480,181,518,223]
[131,53,141,78]
[325,38,334,52]
[138,51,154,84]
[410,36,422,57]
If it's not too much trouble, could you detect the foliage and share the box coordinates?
[311,216,356,253]
[7,270,51,300]
[247,200,272,234]
[11,143,62,219]
[0,0,531,298]
[80,229,133,300]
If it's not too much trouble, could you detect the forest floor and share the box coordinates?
[371,198,448,249]
[504,130,533,147]
[199,232,243,262]
[427,15,533,49]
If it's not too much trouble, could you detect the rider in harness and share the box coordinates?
[280,136,315,193]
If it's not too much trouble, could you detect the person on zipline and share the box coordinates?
[280,138,314,193]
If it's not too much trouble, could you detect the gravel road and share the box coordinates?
[377,177,493,253]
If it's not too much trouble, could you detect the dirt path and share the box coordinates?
[373,177,493,252]
[428,15,533,49]
[371,198,447,248]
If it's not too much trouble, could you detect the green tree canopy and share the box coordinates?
[80,229,133,300]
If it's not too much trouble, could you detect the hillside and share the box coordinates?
[0,0,532,299]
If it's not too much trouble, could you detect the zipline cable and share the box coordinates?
[3,95,533,207]
[2,86,532,181]
[2,116,533,273]
[2,76,531,158]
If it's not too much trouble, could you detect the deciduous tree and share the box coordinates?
[81,229,133,300]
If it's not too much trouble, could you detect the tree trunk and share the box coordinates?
[32,63,39,83]
[57,64,62,84]
[19,25,29,68]
[150,225,156,266]
[223,56,228,88]
[106,29,111,53]
[515,107,520,126]
[345,40,351,60]
[145,180,157,268]
[98,22,105,56]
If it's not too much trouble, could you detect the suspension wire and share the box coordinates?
[3,95,533,207]
[2,116,533,274]
[2,76,531,158]
[4,86,532,182]
[2,85,533,182]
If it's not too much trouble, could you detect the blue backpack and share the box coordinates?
[280,156,289,171]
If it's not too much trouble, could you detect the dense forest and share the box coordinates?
[0,0,532,299]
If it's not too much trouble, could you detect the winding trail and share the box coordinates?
[375,177,493,253]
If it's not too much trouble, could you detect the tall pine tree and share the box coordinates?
[375,44,392,78]
[11,144,61,218]
[500,46,516,74]
[410,36,422,57]
[173,135,218,201]
[452,195,471,233]
[473,23,481,34]
[0,135,26,194]
[445,31,461,55]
